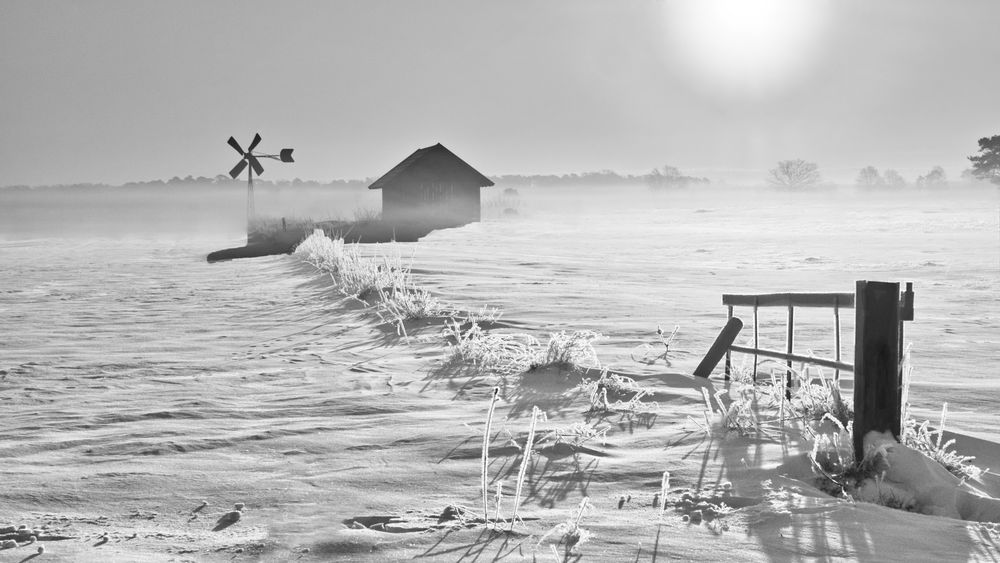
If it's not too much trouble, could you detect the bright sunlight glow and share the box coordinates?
[662,0,831,98]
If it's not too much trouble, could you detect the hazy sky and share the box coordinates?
[2,0,998,186]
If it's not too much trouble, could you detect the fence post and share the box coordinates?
[853,280,902,464]
[752,297,759,384]
[725,305,734,380]
[833,295,841,382]
[785,304,794,399]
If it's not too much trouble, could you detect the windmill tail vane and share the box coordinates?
[226,132,295,225]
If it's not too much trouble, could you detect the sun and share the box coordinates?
[662,0,831,98]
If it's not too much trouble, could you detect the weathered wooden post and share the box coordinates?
[785,303,794,399]
[852,280,904,464]
[724,304,734,380]
[752,297,759,383]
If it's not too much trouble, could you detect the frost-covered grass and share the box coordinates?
[444,321,607,378]
[530,330,602,371]
[902,403,984,481]
[295,230,407,299]
[577,369,659,415]
[293,229,345,270]
[708,360,852,438]
[374,282,451,330]
[806,347,985,507]
[538,421,609,448]
[630,324,679,365]
[444,320,539,376]
[296,230,462,332]
[898,345,984,481]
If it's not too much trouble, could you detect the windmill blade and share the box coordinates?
[229,159,248,179]
[227,136,244,155]
[247,133,262,152]
[248,154,264,176]
[279,148,294,163]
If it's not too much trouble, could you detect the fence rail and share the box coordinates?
[727,344,853,373]
[722,292,855,309]
[703,282,914,465]
[721,291,852,385]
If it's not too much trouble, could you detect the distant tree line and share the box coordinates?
[490,166,709,189]
[851,165,952,188]
[6,134,998,191]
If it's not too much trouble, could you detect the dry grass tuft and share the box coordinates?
[296,231,500,335]
[578,369,659,414]
[530,330,602,371]
[807,347,984,505]
[444,322,607,380]
[443,320,539,376]
[536,497,592,556]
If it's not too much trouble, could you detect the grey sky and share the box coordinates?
[1,0,998,186]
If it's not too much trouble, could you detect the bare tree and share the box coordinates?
[916,166,947,187]
[856,166,883,187]
[767,159,820,188]
[882,169,906,187]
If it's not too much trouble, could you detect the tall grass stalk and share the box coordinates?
[510,406,542,531]
[700,388,714,429]
[936,402,948,450]
[482,387,500,526]
[494,482,504,527]
[659,471,670,512]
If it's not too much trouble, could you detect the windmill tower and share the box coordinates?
[226,133,294,232]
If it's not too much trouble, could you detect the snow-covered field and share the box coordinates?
[1,184,998,561]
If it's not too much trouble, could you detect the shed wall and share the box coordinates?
[382,182,480,226]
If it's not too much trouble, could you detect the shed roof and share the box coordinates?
[368,143,495,190]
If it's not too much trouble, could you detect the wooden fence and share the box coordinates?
[697,281,915,463]
[722,292,854,385]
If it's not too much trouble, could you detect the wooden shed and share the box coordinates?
[369,143,494,227]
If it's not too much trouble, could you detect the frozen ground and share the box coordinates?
[0,184,998,560]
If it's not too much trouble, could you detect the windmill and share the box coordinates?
[226,133,294,226]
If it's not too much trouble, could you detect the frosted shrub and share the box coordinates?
[751,362,852,428]
[294,229,344,271]
[335,246,407,300]
[807,415,856,496]
[456,305,503,327]
[902,404,983,480]
[444,320,539,376]
[577,369,659,414]
[531,330,602,371]
[898,347,983,480]
[377,285,447,321]
[718,385,762,436]
[295,231,411,299]
[538,421,609,448]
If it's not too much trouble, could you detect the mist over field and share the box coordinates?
[3,0,1000,560]
[0,183,380,239]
